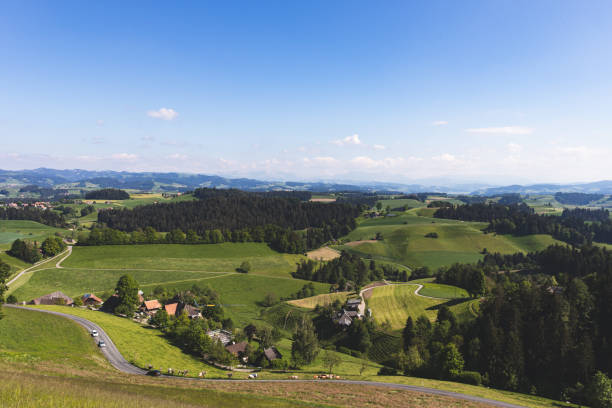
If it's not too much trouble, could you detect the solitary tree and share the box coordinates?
[114,274,140,316]
[238,261,251,273]
[291,318,319,367]
[322,350,341,374]
[402,316,416,351]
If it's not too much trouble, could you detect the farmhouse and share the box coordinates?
[29,291,73,306]
[263,346,282,362]
[164,302,179,316]
[207,329,233,346]
[141,299,162,315]
[81,293,103,306]
[226,341,249,362]
[333,309,360,327]
[345,298,362,311]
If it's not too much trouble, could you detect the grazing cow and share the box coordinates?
[168,368,173,375]
[289,375,298,380]
[248,374,255,379]
[227,373,233,378]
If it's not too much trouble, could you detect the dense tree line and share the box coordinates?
[0,259,10,319]
[79,224,316,254]
[415,244,612,404]
[561,207,610,222]
[435,264,486,298]
[292,252,408,287]
[96,189,360,252]
[85,188,130,200]
[434,203,612,245]
[554,192,605,205]
[0,206,66,227]
[8,237,67,264]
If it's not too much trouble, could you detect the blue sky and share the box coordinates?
[1,1,611,184]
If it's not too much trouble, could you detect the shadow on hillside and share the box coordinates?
[425,298,472,311]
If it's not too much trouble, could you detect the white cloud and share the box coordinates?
[141,135,155,142]
[332,134,362,146]
[373,144,386,150]
[167,153,187,160]
[432,121,448,126]
[507,142,522,153]
[433,153,456,162]
[465,126,534,135]
[111,153,138,161]
[147,108,179,121]
[96,119,104,127]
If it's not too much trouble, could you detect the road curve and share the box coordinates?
[6,248,71,287]
[4,306,526,408]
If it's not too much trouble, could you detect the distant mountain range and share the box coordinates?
[0,168,611,195]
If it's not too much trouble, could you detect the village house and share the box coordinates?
[333,309,360,327]
[81,293,103,306]
[163,302,201,319]
[140,299,162,315]
[225,341,249,363]
[29,291,74,306]
[263,346,282,362]
[345,298,361,311]
[164,302,179,317]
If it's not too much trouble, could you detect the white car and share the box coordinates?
[91,330,99,337]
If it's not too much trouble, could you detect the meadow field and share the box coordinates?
[0,220,66,246]
[366,284,477,330]
[337,208,562,270]
[8,243,328,326]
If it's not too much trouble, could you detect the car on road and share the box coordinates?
[147,369,162,377]
[91,330,98,337]
[98,340,106,348]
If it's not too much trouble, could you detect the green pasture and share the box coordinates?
[376,198,424,210]
[0,307,102,369]
[417,283,469,299]
[340,210,562,270]
[0,220,66,245]
[367,284,477,330]
[63,243,303,278]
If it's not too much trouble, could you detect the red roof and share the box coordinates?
[144,300,162,311]
[82,294,103,304]
[165,303,178,316]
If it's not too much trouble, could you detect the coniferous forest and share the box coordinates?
[93,189,361,252]
[434,203,612,245]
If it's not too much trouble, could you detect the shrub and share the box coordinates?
[350,350,362,358]
[424,232,439,239]
[6,295,17,304]
[451,370,482,386]
[377,366,397,376]
[337,346,352,355]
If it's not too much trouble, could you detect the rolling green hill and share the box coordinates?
[338,209,562,270]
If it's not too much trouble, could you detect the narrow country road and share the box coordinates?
[6,247,71,287]
[4,305,526,408]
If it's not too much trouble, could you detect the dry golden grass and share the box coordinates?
[345,239,379,247]
[306,246,341,261]
[288,291,351,309]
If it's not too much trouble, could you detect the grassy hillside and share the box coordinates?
[287,292,351,309]
[0,220,66,246]
[63,243,303,278]
[8,243,327,326]
[367,284,476,330]
[0,307,103,369]
[0,307,573,407]
[338,209,562,270]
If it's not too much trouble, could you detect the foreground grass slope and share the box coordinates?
[6,306,574,408]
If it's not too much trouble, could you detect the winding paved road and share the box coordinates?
[5,305,526,408]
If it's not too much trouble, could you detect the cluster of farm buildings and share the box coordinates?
[27,290,282,364]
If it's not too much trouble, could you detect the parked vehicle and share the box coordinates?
[91,330,98,337]
[147,370,162,377]
[98,340,106,348]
